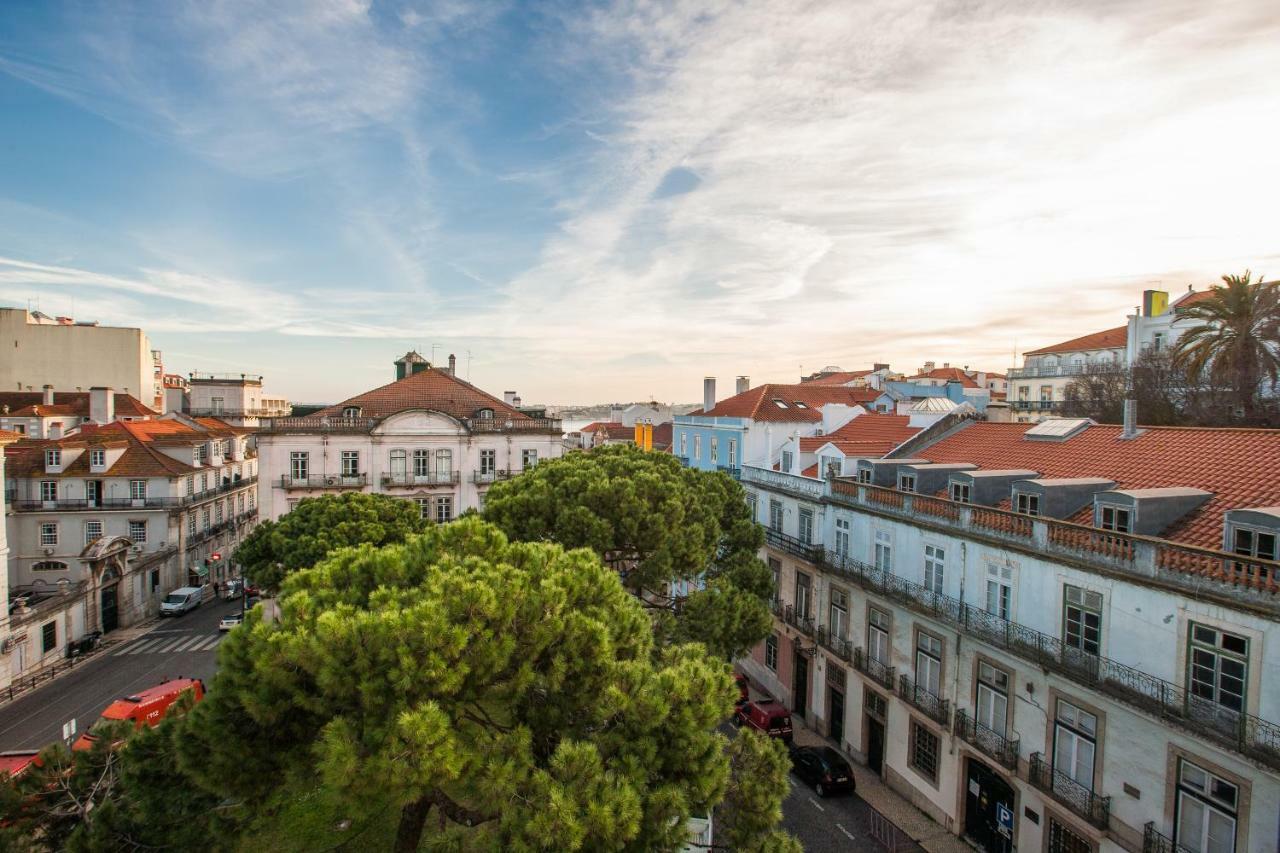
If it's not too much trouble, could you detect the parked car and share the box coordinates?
[73,677,206,750]
[159,586,204,617]
[0,751,41,779]
[789,746,855,797]
[732,699,793,742]
[219,613,244,632]
[733,673,749,706]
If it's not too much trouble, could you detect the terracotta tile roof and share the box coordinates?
[651,422,673,450]
[313,368,526,422]
[911,421,1280,548]
[1023,325,1128,356]
[0,429,24,443]
[580,421,622,435]
[801,370,874,386]
[0,391,156,419]
[906,367,981,388]
[700,384,880,423]
[4,418,241,479]
[799,414,922,455]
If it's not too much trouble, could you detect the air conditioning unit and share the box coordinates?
[130,545,143,554]
[324,476,337,486]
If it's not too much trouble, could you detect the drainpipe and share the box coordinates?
[950,542,967,758]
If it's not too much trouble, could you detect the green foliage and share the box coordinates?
[183,517,741,852]
[716,732,802,853]
[483,445,773,659]
[235,492,428,589]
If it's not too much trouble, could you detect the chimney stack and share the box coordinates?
[1121,395,1139,439]
[42,384,54,406]
[89,387,114,424]
[736,376,750,395]
[448,353,456,376]
[504,391,517,406]
[703,377,716,414]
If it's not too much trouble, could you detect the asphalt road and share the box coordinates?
[0,598,241,751]
[780,763,885,851]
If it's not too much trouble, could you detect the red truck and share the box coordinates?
[72,677,205,751]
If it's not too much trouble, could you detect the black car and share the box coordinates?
[789,746,855,797]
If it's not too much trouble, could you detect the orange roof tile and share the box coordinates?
[911,421,1280,549]
[1023,326,1128,356]
[313,368,527,423]
[700,384,880,422]
[0,391,156,419]
[906,367,981,388]
[801,370,874,386]
[799,413,922,456]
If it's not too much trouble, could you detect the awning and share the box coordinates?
[192,564,209,578]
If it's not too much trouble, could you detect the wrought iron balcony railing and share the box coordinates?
[10,476,258,512]
[1029,752,1110,830]
[815,625,853,662]
[852,647,896,691]
[278,474,368,490]
[471,469,514,484]
[898,674,951,727]
[381,472,461,487]
[782,604,816,638]
[953,709,1019,770]
[817,550,1280,771]
[1142,822,1194,853]
[764,528,825,563]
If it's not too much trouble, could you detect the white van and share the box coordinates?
[159,587,204,617]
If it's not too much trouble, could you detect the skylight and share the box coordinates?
[793,401,808,409]
[1024,418,1092,442]
[772,399,789,408]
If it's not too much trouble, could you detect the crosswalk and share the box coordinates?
[111,633,224,656]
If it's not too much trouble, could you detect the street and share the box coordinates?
[779,772,884,852]
[0,597,241,751]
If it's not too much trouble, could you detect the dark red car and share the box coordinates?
[733,673,749,706]
[733,698,793,742]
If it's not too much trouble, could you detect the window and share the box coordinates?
[90,448,105,468]
[1231,525,1277,561]
[745,491,758,521]
[202,507,210,530]
[521,449,538,469]
[1063,585,1103,656]
[415,497,431,520]
[40,480,57,502]
[287,499,298,512]
[874,530,891,571]
[84,520,103,545]
[924,545,944,594]
[41,621,56,655]
[986,563,1013,619]
[976,661,1010,736]
[798,508,814,544]
[187,513,196,538]
[857,467,871,484]
[781,450,793,472]
[480,449,496,475]
[290,451,309,481]
[399,448,425,478]
[829,587,848,639]
[1189,624,1248,712]
[40,523,58,546]
[767,557,781,595]
[769,499,783,532]
[342,406,361,418]
[820,454,838,479]
[834,518,850,558]
[390,449,408,479]
[248,490,255,508]
[868,607,890,664]
[341,451,360,478]
[1053,699,1097,790]
[238,493,245,514]
[1152,332,1166,352]
[150,570,160,593]
[1176,759,1238,853]
[728,438,737,464]
[215,501,224,523]
[679,432,687,456]
[710,436,719,463]
[1017,385,1030,400]
[693,435,702,460]
[435,496,453,523]
[1040,384,1053,402]
[765,635,778,671]
[1048,818,1094,853]
[909,721,940,782]
[1098,504,1131,533]
[130,480,147,500]
[186,477,194,496]
[899,473,916,492]
[200,473,208,492]
[1015,492,1040,516]
[210,396,224,413]
[436,449,453,477]
[949,481,971,503]
[32,560,68,571]
[45,449,60,467]
[195,443,207,464]
[128,520,146,543]
[794,572,811,619]
[475,408,493,420]
[916,631,942,696]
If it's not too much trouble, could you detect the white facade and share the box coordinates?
[184,373,290,428]
[1007,345,1125,422]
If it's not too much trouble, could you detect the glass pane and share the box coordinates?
[1206,809,1236,853]
[1177,795,1206,853]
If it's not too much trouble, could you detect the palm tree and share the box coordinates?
[1172,270,1280,422]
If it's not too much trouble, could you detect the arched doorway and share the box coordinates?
[964,757,1015,853]
[80,536,132,635]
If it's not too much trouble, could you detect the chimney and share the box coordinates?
[736,376,750,395]
[703,377,716,413]
[513,395,522,408]
[448,353,456,375]
[504,391,517,405]
[1122,395,1139,439]
[609,405,623,423]
[90,387,114,423]
[922,361,935,373]
[943,362,950,369]
[42,384,54,406]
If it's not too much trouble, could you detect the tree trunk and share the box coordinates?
[394,795,433,853]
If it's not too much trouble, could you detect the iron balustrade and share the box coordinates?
[1142,822,1194,853]
[278,474,368,490]
[461,417,562,433]
[716,465,742,480]
[186,407,290,418]
[10,476,258,512]
[817,549,1280,771]
[261,416,379,434]
[741,465,826,501]
[381,472,461,486]
[953,709,1020,770]
[471,470,513,484]
[898,674,951,727]
[782,604,816,638]
[1007,365,1089,379]
[1009,400,1060,411]
[1029,752,1110,830]
[853,647,896,690]
[764,527,825,563]
[815,625,854,662]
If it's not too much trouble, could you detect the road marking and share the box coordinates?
[192,636,222,651]
[173,636,204,652]
[807,797,825,812]
[837,824,855,840]
[156,638,187,653]
[127,638,167,655]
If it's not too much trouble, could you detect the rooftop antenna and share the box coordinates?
[466,349,472,381]
[431,343,439,364]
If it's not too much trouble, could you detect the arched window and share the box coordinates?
[32,561,68,572]
[475,408,494,419]
[342,406,361,418]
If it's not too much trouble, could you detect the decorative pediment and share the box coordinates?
[373,410,466,436]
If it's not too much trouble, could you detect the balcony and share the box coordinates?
[7,476,259,513]
[381,472,461,487]
[1006,364,1089,379]
[472,469,515,484]
[187,407,290,418]
[278,474,368,490]
[817,548,1280,771]
[1029,752,1110,830]
[953,709,1019,770]
[716,465,741,480]
[1142,822,1193,853]
[764,528,825,563]
[741,465,826,501]
[781,604,816,638]
[261,416,379,434]
[898,674,951,727]
[461,417,562,433]
[852,647,895,691]
[815,625,853,662]
[1009,400,1060,411]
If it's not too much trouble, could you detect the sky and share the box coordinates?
[0,1,1278,405]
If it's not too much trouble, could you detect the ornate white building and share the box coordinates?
[256,354,564,522]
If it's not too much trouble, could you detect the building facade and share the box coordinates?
[256,356,564,522]
[181,372,291,428]
[1006,329,1127,421]
[739,417,1280,853]
[0,387,157,438]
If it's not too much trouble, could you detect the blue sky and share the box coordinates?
[1,1,1278,404]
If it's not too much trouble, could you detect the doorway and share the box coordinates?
[829,687,845,745]
[964,758,1015,853]
[86,480,102,507]
[792,651,809,719]
[100,585,119,634]
[866,716,885,776]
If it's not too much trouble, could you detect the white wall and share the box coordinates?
[0,309,151,403]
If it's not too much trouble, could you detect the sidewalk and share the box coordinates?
[0,616,160,708]
[790,717,971,853]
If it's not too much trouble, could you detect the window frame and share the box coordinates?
[908,719,941,785]
[128,519,147,543]
[867,606,891,665]
[41,621,57,655]
[765,634,778,671]
[923,544,944,594]
[915,629,943,697]
[949,481,971,503]
[1014,491,1040,517]
[1188,623,1248,713]
[1097,503,1131,533]
[39,522,58,547]
[340,451,360,478]
[1063,584,1103,656]
[84,519,103,545]
[975,659,1011,737]
[289,451,309,481]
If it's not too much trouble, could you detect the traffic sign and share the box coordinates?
[997,802,1013,838]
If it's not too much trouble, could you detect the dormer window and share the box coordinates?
[476,408,494,419]
[1014,493,1040,517]
[899,473,916,493]
[857,468,871,484]
[90,449,106,468]
[949,482,971,503]
[1232,526,1276,561]
[1098,505,1131,533]
[45,449,60,467]
[342,406,361,419]
[772,399,789,409]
